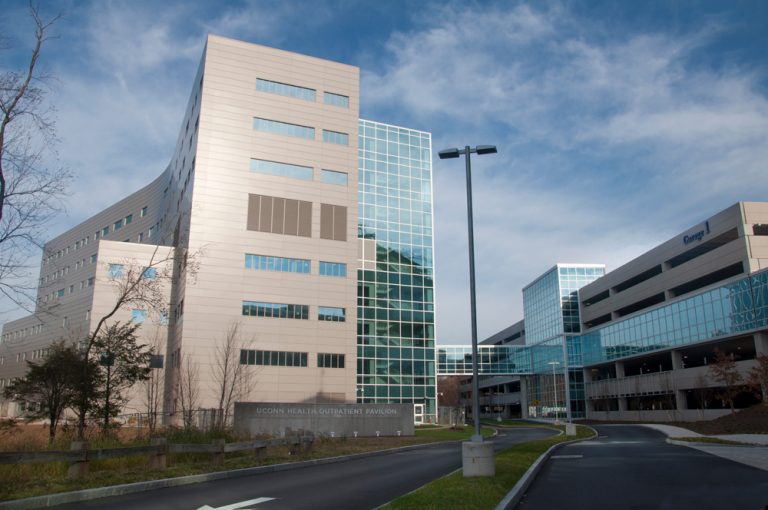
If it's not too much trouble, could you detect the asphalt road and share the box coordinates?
[51,427,555,510]
[518,425,768,510]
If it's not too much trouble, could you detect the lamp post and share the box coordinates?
[438,145,497,443]
[548,361,560,424]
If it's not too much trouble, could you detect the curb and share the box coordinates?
[494,427,598,510]
[0,440,456,510]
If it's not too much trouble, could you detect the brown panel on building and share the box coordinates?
[272,197,285,234]
[284,199,299,236]
[333,205,347,241]
[259,195,273,232]
[247,194,261,231]
[298,200,312,238]
[320,203,333,240]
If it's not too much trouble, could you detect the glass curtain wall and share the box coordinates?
[356,120,437,421]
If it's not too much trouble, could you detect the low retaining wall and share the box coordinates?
[234,403,414,437]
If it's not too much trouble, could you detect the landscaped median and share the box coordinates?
[380,423,596,510]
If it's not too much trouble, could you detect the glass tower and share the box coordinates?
[523,264,605,418]
[356,120,437,421]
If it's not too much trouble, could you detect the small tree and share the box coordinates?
[140,327,165,435]
[437,376,462,426]
[746,353,768,404]
[708,348,742,414]
[211,322,253,429]
[2,341,90,443]
[91,322,152,434]
[176,353,200,429]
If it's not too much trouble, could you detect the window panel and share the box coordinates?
[321,169,348,186]
[251,159,313,181]
[253,117,314,140]
[323,91,349,108]
[257,78,316,101]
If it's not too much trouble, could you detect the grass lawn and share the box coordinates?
[381,424,595,510]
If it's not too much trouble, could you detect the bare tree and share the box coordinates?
[708,348,742,414]
[746,353,768,403]
[176,353,199,429]
[437,376,462,426]
[0,5,70,310]
[140,327,166,434]
[211,322,253,429]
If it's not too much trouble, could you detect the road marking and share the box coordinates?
[196,497,274,510]
[551,455,583,459]
[579,440,646,445]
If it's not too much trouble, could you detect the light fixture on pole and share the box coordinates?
[548,361,560,424]
[438,144,497,443]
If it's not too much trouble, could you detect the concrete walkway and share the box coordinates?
[642,424,768,472]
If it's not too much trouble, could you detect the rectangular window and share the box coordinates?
[322,129,349,145]
[318,306,345,322]
[256,78,316,101]
[240,349,308,367]
[317,353,345,368]
[250,159,313,181]
[108,263,124,279]
[319,261,347,277]
[323,92,349,108]
[87,277,95,287]
[247,194,312,238]
[56,288,65,298]
[114,219,123,231]
[138,232,144,242]
[125,214,133,225]
[95,230,101,240]
[142,267,157,280]
[253,117,314,140]
[90,254,97,264]
[148,226,154,238]
[320,203,347,241]
[242,301,309,320]
[131,309,147,324]
[141,206,148,217]
[245,254,310,274]
[321,169,348,186]
[102,227,109,237]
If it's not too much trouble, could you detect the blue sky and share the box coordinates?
[1,0,767,343]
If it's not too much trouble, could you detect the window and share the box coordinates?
[159,310,169,326]
[240,349,308,367]
[131,309,147,324]
[141,206,148,217]
[90,254,97,264]
[242,301,309,320]
[69,285,74,294]
[321,169,348,186]
[250,159,313,181]
[125,214,133,225]
[322,129,349,145]
[256,78,316,101]
[253,117,314,140]
[320,203,347,241]
[102,227,109,237]
[148,226,154,238]
[323,92,349,108]
[56,288,65,298]
[247,194,312,238]
[138,232,144,242]
[319,261,347,277]
[142,267,157,280]
[108,263,124,279]
[318,306,345,322]
[95,230,101,240]
[87,277,95,287]
[245,254,310,274]
[317,353,345,368]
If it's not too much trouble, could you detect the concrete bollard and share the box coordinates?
[149,437,167,470]
[211,438,225,466]
[67,441,89,478]
[566,423,577,436]
[462,440,495,477]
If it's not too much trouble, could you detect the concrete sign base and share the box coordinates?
[462,441,495,477]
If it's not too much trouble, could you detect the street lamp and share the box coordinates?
[438,145,497,443]
[548,361,560,424]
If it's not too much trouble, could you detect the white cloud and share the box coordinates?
[362,2,768,343]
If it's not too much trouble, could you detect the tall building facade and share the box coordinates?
[0,36,437,422]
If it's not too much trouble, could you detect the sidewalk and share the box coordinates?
[642,424,768,472]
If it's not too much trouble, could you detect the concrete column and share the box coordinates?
[675,390,688,411]
[671,350,684,370]
[519,377,529,419]
[755,332,768,356]
[615,361,625,378]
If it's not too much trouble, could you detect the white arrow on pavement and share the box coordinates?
[196,497,274,510]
